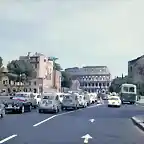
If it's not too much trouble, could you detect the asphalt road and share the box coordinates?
[1,102,144,144]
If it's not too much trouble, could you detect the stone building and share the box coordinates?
[65,66,111,93]
[128,55,144,94]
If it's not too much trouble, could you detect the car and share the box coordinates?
[108,96,121,107]
[3,99,32,114]
[12,92,37,108]
[77,94,87,108]
[0,103,5,118]
[38,93,61,113]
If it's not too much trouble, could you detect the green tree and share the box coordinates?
[53,63,62,71]
[61,71,72,88]
[7,59,36,82]
[109,76,128,93]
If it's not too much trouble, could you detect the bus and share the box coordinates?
[120,83,137,104]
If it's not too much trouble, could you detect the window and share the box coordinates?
[29,82,31,85]
[103,83,105,86]
[129,87,134,92]
[107,83,109,87]
[2,81,5,85]
[56,95,59,100]
[99,83,101,87]
[34,81,36,85]
[123,87,128,92]
[35,64,37,68]
[130,66,132,72]
[37,95,40,98]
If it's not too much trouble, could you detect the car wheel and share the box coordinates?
[39,109,43,113]
[0,111,4,118]
[29,105,32,112]
[55,107,58,113]
[20,106,25,113]
[75,105,78,110]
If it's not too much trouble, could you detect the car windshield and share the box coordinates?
[109,97,119,100]
[43,96,54,100]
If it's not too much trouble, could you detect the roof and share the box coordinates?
[128,55,144,64]
[121,83,136,87]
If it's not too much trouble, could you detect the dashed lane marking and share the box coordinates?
[87,103,102,108]
[33,104,102,127]
[0,134,17,144]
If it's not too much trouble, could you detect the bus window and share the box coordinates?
[129,87,134,92]
[123,87,128,92]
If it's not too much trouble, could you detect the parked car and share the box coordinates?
[3,99,32,113]
[77,95,87,108]
[11,92,37,108]
[61,93,79,110]
[38,93,61,113]
[0,103,5,118]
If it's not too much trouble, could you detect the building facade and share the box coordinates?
[128,55,144,94]
[19,52,62,93]
[65,66,111,93]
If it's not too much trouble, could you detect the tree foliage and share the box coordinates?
[61,71,72,88]
[109,76,128,93]
[53,62,62,71]
[7,60,36,82]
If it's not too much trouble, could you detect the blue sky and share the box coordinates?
[0,0,143,77]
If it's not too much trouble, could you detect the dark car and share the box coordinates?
[3,99,32,114]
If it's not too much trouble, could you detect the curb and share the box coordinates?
[131,117,144,131]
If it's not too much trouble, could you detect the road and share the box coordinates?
[0,102,144,144]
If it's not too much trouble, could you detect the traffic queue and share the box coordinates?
[0,91,99,118]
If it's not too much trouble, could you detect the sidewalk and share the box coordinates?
[136,97,144,106]
[131,116,144,131]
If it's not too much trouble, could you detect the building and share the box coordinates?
[128,55,144,94]
[19,52,61,93]
[65,66,111,93]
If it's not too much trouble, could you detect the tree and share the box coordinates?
[61,71,72,88]
[7,60,36,82]
[53,63,62,71]
[109,75,128,93]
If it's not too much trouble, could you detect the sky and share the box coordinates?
[0,0,144,77]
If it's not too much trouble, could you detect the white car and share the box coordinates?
[108,96,121,107]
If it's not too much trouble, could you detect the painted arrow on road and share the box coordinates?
[89,119,95,123]
[81,134,92,144]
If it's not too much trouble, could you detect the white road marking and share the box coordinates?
[33,110,77,127]
[33,104,101,127]
[87,103,102,108]
[0,134,17,144]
